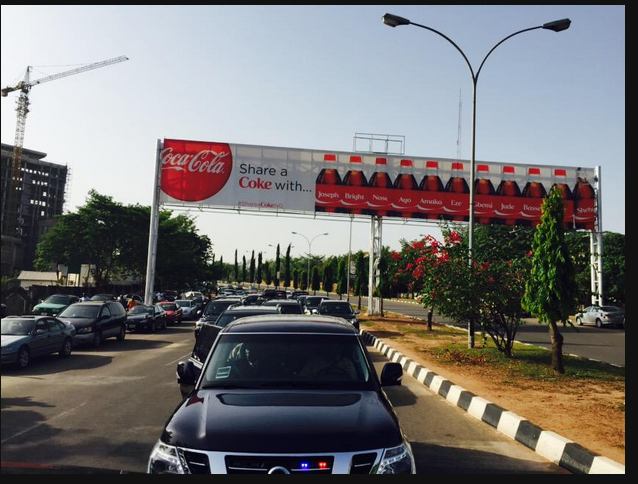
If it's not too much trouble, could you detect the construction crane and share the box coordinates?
[1,55,128,237]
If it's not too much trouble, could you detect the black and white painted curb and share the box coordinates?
[361,330,625,475]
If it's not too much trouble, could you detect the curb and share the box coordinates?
[360,330,625,475]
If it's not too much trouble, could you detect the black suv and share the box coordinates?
[155,316,415,474]
[317,300,360,330]
[57,301,127,347]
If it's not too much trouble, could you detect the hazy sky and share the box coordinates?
[1,5,625,262]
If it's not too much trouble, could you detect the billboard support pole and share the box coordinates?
[590,165,604,306]
[368,215,382,316]
[144,139,163,305]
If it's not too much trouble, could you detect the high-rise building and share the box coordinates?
[1,143,68,276]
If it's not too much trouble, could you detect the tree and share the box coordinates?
[522,187,577,374]
[256,252,263,287]
[264,262,272,286]
[293,269,299,290]
[336,258,348,300]
[300,271,307,291]
[249,251,255,284]
[234,250,239,283]
[274,244,281,288]
[311,267,321,294]
[375,249,392,317]
[242,255,247,283]
[322,258,335,296]
[284,244,292,289]
[354,251,368,310]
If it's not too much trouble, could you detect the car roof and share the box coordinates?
[224,306,279,314]
[223,315,358,335]
[72,301,109,306]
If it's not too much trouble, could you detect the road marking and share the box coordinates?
[165,353,193,367]
[1,402,87,445]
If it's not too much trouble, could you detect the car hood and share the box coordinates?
[33,303,66,311]
[163,390,402,453]
[1,335,30,347]
[57,317,96,329]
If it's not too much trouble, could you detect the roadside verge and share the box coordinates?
[361,329,625,475]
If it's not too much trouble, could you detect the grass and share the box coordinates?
[361,318,625,386]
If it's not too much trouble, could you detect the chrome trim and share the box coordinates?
[170,446,385,474]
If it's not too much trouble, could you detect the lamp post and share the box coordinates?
[383,13,571,347]
[292,232,329,290]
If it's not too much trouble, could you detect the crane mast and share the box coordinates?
[1,56,128,237]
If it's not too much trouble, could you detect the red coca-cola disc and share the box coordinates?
[160,139,233,202]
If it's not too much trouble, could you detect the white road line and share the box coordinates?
[165,353,193,367]
[1,402,87,445]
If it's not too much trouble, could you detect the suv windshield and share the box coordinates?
[160,303,177,311]
[201,334,373,391]
[58,305,100,319]
[319,303,354,315]
[175,300,192,308]
[1,319,36,335]
[305,297,324,307]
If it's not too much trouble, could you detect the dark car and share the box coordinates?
[158,301,184,325]
[317,300,360,330]
[180,306,280,397]
[1,316,76,369]
[195,299,242,336]
[154,316,414,474]
[91,294,117,302]
[57,301,127,347]
[262,300,304,315]
[291,291,309,300]
[303,296,329,315]
[126,304,168,333]
[261,289,286,301]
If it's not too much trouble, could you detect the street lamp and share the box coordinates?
[383,13,571,347]
[292,232,329,289]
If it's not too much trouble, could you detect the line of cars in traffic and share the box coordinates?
[1,293,207,369]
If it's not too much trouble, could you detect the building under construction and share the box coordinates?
[1,143,68,277]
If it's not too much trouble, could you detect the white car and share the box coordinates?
[175,300,196,320]
[576,306,624,328]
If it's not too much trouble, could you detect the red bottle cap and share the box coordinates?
[554,169,567,177]
[324,154,337,163]
[426,161,439,169]
[451,162,464,170]
[477,164,490,172]
[349,155,362,164]
[503,166,516,174]
[528,168,541,176]
[401,159,413,168]
[376,157,387,165]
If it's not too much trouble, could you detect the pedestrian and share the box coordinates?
[127,297,137,311]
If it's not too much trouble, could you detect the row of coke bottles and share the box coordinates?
[316,154,596,228]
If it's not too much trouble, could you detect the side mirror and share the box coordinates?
[35,329,47,336]
[355,310,361,315]
[312,309,319,315]
[177,361,198,387]
[380,363,403,387]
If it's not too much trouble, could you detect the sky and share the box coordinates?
[1,5,625,263]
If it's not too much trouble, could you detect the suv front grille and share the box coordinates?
[225,456,334,474]
[182,450,210,474]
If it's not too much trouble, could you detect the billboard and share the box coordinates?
[158,139,598,230]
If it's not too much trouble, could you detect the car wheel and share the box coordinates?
[93,332,103,348]
[117,326,126,342]
[17,346,30,369]
[149,320,156,334]
[596,319,603,328]
[576,317,583,326]
[59,338,73,358]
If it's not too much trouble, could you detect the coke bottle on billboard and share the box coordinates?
[316,154,342,213]
[574,167,596,230]
[342,155,369,215]
[474,164,496,224]
[419,161,445,220]
[444,162,470,222]
[522,167,547,227]
[496,165,522,226]
[369,157,393,217]
[552,169,574,229]
[393,159,419,219]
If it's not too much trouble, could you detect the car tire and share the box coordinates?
[59,338,73,358]
[17,346,30,369]
[577,318,583,326]
[117,326,126,342]
[596,319,603,328]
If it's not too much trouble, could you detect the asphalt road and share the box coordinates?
[380,300,625,367]
[1,319,564,474]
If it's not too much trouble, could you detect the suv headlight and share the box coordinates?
[148,441,185,474]
[375,442,415,474]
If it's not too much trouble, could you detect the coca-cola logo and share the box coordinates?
[160,140,232,202]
